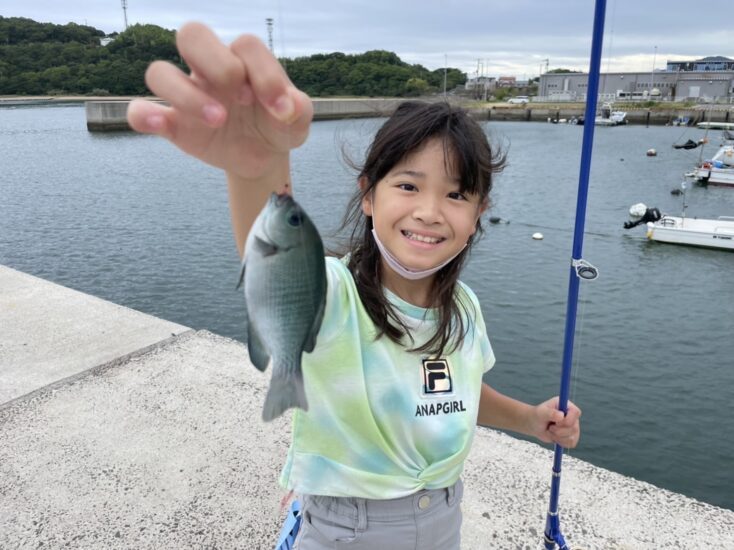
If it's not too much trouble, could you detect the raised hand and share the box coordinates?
[127,22,313,182]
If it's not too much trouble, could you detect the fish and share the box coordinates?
[237,192,327,421]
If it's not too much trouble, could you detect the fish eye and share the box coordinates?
[287,211,303,227]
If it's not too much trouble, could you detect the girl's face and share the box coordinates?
[361,138,487,285]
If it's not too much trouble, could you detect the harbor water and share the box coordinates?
[1,104,733,510]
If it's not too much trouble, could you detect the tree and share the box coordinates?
[405,77,429,96]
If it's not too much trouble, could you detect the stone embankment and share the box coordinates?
[1,263,733,549]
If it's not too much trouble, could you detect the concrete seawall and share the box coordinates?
[485,106,734,125]
[84,98,410,131]
[1,264,733,549]
[83,98,734,130]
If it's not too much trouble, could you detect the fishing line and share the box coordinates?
[603,0,616,77]
[672,126,689,145]
[276,0,318,326]
[507,221,613,239]
[273,0,302,515]
[567,283,590,458]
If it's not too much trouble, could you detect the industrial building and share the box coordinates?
[537,56,734,102]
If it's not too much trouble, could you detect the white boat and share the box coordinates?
[691,145,734,187]
[624,203,734,251]
[646,215,734,250]
[595,102,627,126]
[697,122,734,130]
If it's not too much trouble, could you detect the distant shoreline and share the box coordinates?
[3,94,731,110]
[5,96,731,128]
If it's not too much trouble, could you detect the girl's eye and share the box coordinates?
[448,192,468,201]
[397,183,417,191]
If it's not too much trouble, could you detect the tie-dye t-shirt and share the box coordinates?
[279,256,495,499]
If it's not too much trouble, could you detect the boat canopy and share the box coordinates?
[711,145,734,167]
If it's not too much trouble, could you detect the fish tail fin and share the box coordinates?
[262,367,308,422]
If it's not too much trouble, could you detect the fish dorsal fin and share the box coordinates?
[236,258,246,290]
[236,258,270,370]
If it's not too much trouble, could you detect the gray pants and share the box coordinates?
[294,479,463,550]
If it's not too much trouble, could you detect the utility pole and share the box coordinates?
[265,18,274,53]
[483,59,490,101]
[443,54,448,97]
[541,58,549,75]
[540,58,549,97]
[121,0,128,30]
[476,59,481,100]
[650,45,657,98]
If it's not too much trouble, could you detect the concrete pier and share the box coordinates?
[1,264,733,549]
[84,98,409,131]
[85,100,137,131]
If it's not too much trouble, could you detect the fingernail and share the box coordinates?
[146,115,165,131]
[203,104,225,126]
[271,94,294,121]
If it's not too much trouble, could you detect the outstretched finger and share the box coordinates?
[285,88,314,147]
[176,22,244,97]
[230,34,297,122]
[127,98,178,140]
[145,61,227,127]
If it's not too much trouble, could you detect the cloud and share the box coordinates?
[3,0,732,76]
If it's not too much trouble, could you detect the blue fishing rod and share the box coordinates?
[543,0,606,549]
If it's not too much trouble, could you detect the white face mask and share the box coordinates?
[369,190,467,280]
[371,227,465,280]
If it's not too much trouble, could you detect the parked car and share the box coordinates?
[507,96,529,104]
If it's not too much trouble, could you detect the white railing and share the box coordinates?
[531,94,734,104]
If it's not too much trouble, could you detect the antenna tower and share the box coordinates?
[121,0,129,30]
[265,18,274,53]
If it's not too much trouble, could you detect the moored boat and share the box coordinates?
[645,215,734,250]
[691,145,734,187]
[624,203,734,250]
[697,121,734,130]
[594,102,627,126]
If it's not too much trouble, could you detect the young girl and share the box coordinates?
[128,22,581,550]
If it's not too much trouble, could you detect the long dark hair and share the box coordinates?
[340,100,505,357]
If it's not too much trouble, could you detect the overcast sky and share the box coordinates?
[4,1,733,78]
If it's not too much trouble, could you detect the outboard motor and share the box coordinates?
[624,203,662,229]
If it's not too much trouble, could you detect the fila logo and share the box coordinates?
[422,359,452,395]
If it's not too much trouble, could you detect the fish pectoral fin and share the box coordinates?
[253,236,279,257]
[236,259,246,290]
[242,299,270,371]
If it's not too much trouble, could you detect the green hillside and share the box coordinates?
[0,16,465,96]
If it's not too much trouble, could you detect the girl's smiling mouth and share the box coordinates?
[401,230,446,245]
